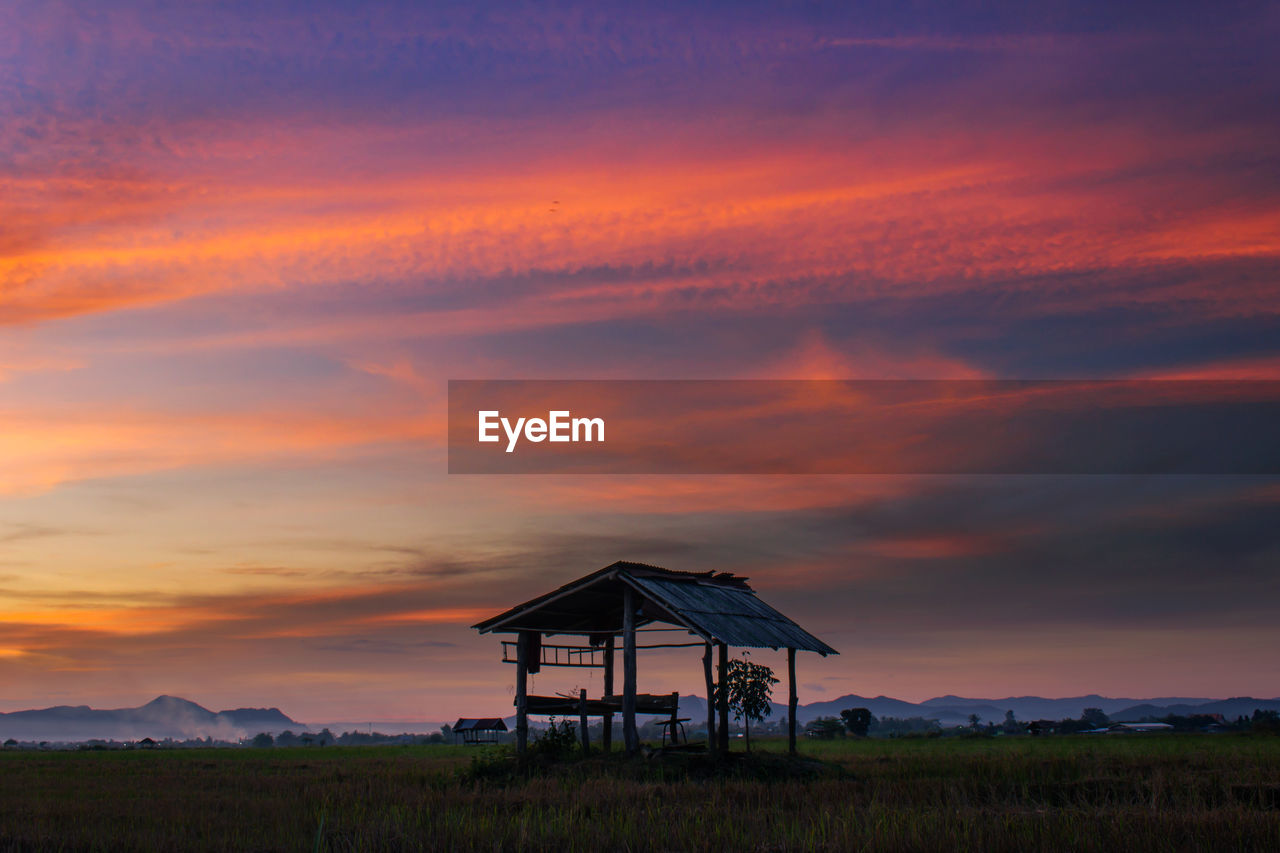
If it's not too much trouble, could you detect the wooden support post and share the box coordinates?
[788,647,798,755]
[603,635,615,753]
[579,688,590,756]
[669,691,679,745]
[703,641,716,757]
[622,586,638,754]
[515,632,530,755]
[717,642,729,754]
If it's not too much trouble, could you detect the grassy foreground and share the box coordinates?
[1,736,1279,851]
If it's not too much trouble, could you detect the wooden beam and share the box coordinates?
[602,635,615,753]
[703,642,716,758]
[622,586,638,755]
[475,566,619,633]
[579,688,590,756]
[668,690,679,745]
[717,642,729,755]
[526,631,542,674]
[614,575,708,640]
[787,647,798,756]
[634,642,705,649]
[515,632,531,755]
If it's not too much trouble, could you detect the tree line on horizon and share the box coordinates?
[801,706,1280,739]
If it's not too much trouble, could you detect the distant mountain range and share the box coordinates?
[6,693,1280,743]
[0,696,297,743]
[668,693,1280,727]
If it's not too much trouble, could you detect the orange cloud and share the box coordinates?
[483,475,918,515]
[750,331,989,380]
[0,405,442,495]
[0,604,237,635]
[858,533,1001,560]
[6,119,1277,336]
[358,608,493,625]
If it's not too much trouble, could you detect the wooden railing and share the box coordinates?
[501,641,606,668]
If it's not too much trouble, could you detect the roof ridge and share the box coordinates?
[609,560,751,588]
[473,561,836,655]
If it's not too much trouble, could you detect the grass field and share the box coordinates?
[2,735,1279,851]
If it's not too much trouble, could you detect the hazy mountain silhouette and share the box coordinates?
[9,693,1280,742]
[0,696,297,742]
[1109,697,1280,722]
[671,693,1280,726]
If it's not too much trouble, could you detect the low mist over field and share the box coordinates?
[0,696,295,743]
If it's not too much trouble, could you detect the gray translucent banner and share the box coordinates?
[448,380,1280,474]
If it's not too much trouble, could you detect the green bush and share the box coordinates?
[532,718,580,759]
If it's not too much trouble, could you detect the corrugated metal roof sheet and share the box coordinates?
[629,576,836,655]
[473,561,837,656]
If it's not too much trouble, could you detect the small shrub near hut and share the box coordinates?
[532,718,580,759]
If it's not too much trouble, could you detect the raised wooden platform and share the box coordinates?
[524,692,678,717]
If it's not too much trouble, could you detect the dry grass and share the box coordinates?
[1,736,1278,851]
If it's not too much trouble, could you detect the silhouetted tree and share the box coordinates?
[841,707,873,737]
[804,717,845,739]
[716,656,778,751]
[872,716,941,737]
[1081,708,1110,729]
[1157,713,1219,732]
[251,732,274,748]
[1252,709,1280,734]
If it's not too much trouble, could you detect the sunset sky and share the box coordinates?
[2,1,1278,723]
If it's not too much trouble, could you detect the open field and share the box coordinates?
[2,736,1279,851]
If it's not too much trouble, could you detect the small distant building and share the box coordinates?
[453,718,508,745]
[1107,722,1174,733]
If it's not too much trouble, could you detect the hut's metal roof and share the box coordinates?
[627,575,836,655]
[472,561,837,655]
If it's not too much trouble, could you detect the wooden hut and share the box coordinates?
[473,561,837,756]
[453,717,508,745]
